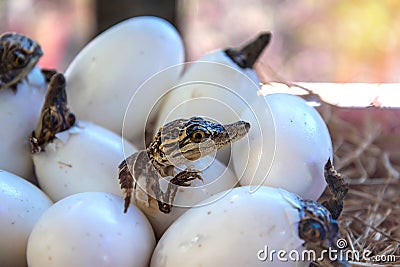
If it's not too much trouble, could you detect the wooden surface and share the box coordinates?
[260,82,400,108]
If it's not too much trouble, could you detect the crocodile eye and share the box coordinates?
[190,130,206,143]
[12,50,28,67]
[299,219,325,243]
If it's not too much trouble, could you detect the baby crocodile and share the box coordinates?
[224,31,271,69]
[118,117,250,214]
[299,159,349,267]
[0,32,43,91]
[29,73,76,153]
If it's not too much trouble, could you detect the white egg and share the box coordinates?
[154,34,270,164]
[153,61,260,166]
[233,93,332,200]
[65,16,185,142]
[0,67,46,183]
[33,121,137,201]
[155,52,260,129]
[27,192,155,267]
[0,170,52,267]
[133,155,238,239]
[151,186,310,267]
[122,65,185,148]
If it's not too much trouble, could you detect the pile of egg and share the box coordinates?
[1,16,334,267]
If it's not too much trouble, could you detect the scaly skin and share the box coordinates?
[118,117,250,214]
[299,159,350,267]
[29,73,76,153]
[322,159,348,220]
[0,32,43,91]
[224,31,271,68]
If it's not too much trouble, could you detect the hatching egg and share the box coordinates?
[154,54,260,129]
[32,121,137,201]
[65,16,184,142]
[0,170,52,267]
[132,155,238,239]
[233,93,332,200]
[155,33,270,128]
[0,67,46,183]
[151,186,309,267]
[27,192,155,267]
[153,62,259,150]
[153,34,270,163]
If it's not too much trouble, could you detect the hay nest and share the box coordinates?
[316,102,400,266]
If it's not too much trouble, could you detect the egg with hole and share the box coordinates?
[155,33,268,128]
[31,73,137,201]
[0,67,46,183]
[65,16,185,142]
[132,155,238,239]
[154,33,270,164]
[233,93,332,200]
[0,170,53,267]
[27,192,155,267]
[32,121,137,201]
[150,186,344,267]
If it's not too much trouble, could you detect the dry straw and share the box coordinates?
[317,102,400,266]
[255,61,400,265]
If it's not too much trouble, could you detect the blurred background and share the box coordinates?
[1,0,400,83]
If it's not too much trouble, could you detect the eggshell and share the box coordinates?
[233,93,332,200]
[133,155,238,239]
[155,52,260,130]
[0,170,53,267]
[151,186,309,267]
[32,121,137,201]
[27,192,155,267]
[122,65,184,148]
[154,57,264,166]
[65,16,184,141]
[0,67,46,183]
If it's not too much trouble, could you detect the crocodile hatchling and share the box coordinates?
[118,117,251,214]
[118,128,349,267]
[29,73,76,153]
[298,159,349,267]
[28,71,349,267]
[0,32,45,91]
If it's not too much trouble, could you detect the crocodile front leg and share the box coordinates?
[156,167,203,213]
[119,152,204,214]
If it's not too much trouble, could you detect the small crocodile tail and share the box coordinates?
[118,159,134,213]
